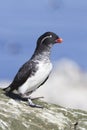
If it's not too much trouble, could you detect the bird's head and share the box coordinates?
[37,32,63,48]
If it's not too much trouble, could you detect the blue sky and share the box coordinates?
[0,0,87,80]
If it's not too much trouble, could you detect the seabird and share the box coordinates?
[3,32,63,108]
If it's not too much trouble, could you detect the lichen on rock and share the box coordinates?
[0,89,87,130]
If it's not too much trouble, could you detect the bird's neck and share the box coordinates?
[31,45,52,61]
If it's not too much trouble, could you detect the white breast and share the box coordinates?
[18,61,53,95]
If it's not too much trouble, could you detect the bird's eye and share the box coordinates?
[40,35,53,44]
[49,35,52,38]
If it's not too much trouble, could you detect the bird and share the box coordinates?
[3,32,63,108]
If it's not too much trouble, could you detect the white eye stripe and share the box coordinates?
[41,35,52,44]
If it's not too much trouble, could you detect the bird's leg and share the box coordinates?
[21,93,44,108]
[28,98,43,108]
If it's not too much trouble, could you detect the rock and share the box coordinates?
[0,89,87,130]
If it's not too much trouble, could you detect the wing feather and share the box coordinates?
[8,60,38,91]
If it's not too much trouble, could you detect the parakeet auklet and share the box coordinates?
[3,32,63,108]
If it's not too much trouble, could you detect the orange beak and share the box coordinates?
[55,38,63,43]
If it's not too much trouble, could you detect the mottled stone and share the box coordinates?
[0,89,87,130]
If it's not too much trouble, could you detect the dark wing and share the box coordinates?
[8,60,38,92]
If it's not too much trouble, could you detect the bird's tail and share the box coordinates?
[3,85,11,92]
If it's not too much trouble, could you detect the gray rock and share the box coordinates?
[0,89,87,130]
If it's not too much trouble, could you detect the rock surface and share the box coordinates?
[0,89,87,130]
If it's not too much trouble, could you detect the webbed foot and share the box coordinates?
[28,98,43,108]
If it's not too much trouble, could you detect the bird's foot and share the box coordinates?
[30,96,44,100]
[28,98,43,108]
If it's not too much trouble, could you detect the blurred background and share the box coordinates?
[0,0,87,110]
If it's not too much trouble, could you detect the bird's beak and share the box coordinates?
[55,38,63,43]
